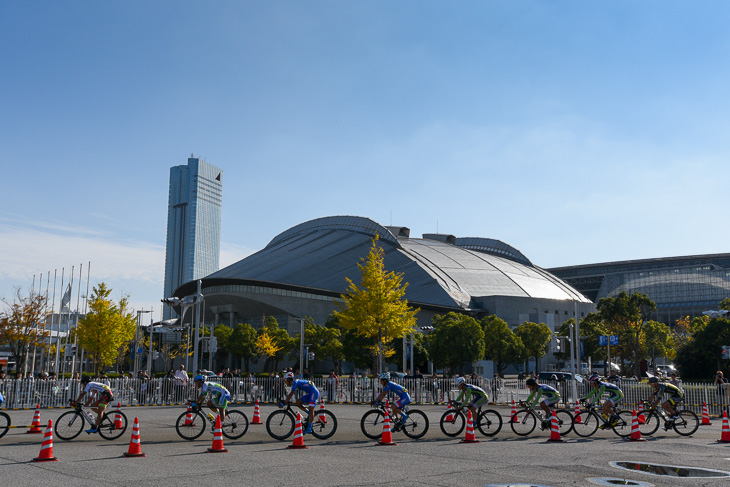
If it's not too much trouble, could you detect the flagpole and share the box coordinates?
[70,263,82,378]
[54,268,65,375]
[80,261,90,376]
[30,273,41,375]
[62,265,74,378]
[49,270,57,372]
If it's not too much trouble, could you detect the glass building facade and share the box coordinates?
[163,156,222,318]
[549,254,730,325]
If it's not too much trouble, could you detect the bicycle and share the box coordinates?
[360,401,429,440]
[571,401,634,438]
[637,400,699,436]
[266,399,337,441]
[0,410,9,439]
[175,401,249,440]
[509,400,573,436]
[439,399,503,437]
[55,401,128,441]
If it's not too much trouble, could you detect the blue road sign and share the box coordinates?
[599,335,608,346]
[609,335,619,346]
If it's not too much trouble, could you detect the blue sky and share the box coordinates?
[2,1,729,320]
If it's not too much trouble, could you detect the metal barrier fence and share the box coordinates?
[1,377,729,416]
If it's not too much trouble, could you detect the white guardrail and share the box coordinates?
[1,377,729,416]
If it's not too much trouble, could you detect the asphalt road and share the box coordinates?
[2,404,730,486]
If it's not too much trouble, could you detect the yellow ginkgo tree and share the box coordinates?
[255,331,282,361]
[334,235,419,372]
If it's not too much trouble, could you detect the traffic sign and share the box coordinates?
[609,335,619,346]
[599,335,608,346]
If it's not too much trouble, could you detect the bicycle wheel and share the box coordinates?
[555,410,574,435]
[439,409,465,437]
[673,410,699,436]
[477,409,503,437]
[221,410,249,439]
[510,409,536,436]
[0,412,9,439]
[175,410,206,440]
[311,409,337,440]
[55,411,84,440]
[612,410,635,438]
[266,410,295,440]
[360,410,385,439]
[98,411,127,440]
[571,410,599,437]
[638,411,661,436]
[401,409,429,439]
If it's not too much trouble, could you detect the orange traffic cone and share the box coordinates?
[115,402,124,429]
[628,410,646,442]
[377,408,397,446]
[460,410,480,443]
[319,399,327,423]
[27,404,42,434]
[510,400,519,423]
[445,402,454,422]
[717,411,730,443]
[123,417,146,458]
[637,404,646,425]
[546,410,564,443]
[251,399,262,425]
[32,420,58,462]
[207,415,228,453]
[701,402,713,425]
[184,405,194,426]
[574,402,582,424]
[287,413,309,449]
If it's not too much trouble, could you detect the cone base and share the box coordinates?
[717,439,730,443]
[377,441,397,446]
[287,445,309,449]
[627,438,647,442]
[26,430,43,434]
[546,438,565,443]
[251,421,263,425]
[207,447,229,453]
[33,456,59,462]
[701,422,713,425]
[123,452,146,457]
[460,439,480,443]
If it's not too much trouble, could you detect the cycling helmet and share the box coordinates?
[379,372,391,381]
[284,372,295,380]
[588,373,600,383]
[454,377,465,387]
[80,376,90,383]
[648,376,660,384]
[193,374,205,382]
[525,378,537,387]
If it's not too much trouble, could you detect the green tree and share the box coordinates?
[555,314,608,365]
[389,332,429,372]
[227,323,258,372]
[673,315,707,350]
[597,291,656,376]
[76,283,136,374]
[514,321,552,373]
[0,289,49,374]
[643,320,674,366]
[674,316,730,379]
[426,312,484,375]
[481,315,524,375]
[300,317,344,374]
[334,236,419,372]
[213,324,233,369]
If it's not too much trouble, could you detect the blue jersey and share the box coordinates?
[0,390,3,405]
[291,379,318,395]
[382,382,410,400]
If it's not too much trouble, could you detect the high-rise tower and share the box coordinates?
[163,155,222,318]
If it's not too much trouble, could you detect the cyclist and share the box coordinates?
[525,377,560,429]
[374,372,411,428]
[0,389,4,407]
[282,371,319,434]
[453,376,489,419]
[72,376,114,434]
[582,373,624,429]
[193,374,230,423]
[647,376,684,430]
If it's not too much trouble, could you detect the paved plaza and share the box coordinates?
[2,404,730,486]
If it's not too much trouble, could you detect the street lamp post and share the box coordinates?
[134,310,153,375]
[162,280,204,374]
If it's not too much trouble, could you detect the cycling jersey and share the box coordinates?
[200,381,231,408]
[526,384,560,408]
[0,390,4,406]
[585,381,624,405]
[84,381,113,406]
[456,384,488,408]
[383,382,411,409]
[291,379,320,407]
[655,382,683,398]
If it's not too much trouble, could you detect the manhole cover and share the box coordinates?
[587,478,653,487]
[485,485,555,487]
[611,461,730,478]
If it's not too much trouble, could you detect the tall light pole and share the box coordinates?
[162,280,204,374]
[134,310,152,375]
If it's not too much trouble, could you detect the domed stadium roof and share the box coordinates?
[208,216,590,309]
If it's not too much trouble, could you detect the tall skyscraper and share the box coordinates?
[163,155,222,318]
